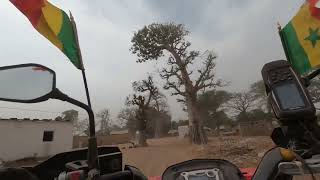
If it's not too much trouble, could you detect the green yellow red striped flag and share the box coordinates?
[10,0,82,69]
[280,0,320,75]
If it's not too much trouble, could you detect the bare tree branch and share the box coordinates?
[183,50,199,66]
[160,65,183,83]
[225,92,256,113]
[194,52,221,91]
[164,81,186,96]
[177,98,186,103]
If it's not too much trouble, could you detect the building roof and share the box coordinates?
[0,118,71,123]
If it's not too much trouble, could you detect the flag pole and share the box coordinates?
[69,12,92,108]
[277,22,291,62]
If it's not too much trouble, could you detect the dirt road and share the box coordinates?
[122,137,197,177]
[121,136,274,177]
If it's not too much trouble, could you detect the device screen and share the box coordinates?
[274,82,306,110]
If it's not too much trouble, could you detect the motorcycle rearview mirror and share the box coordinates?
[0,63,99,172]
[0,64,55,103]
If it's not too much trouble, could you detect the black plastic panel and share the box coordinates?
[27,146,122,180]
[261,60,315,121]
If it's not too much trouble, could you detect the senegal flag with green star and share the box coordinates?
[281,0,320,74]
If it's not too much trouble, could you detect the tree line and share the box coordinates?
[55,109,117,136]
[128,22,320,145]
[58,22,320,146]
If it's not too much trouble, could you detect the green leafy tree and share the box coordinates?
[130,23,223,144]
[61,109,78,122]
[248,109,273,122]
[198,90,231,132]
[61,109,80,134]
[211,110,233,134]
[146,107,171,138]
[249,80,272,113]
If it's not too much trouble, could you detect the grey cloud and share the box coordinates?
[0,0,306,121]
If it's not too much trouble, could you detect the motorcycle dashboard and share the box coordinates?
[162,159,245,180]
[27,146,122,180]
[179,168,220,180]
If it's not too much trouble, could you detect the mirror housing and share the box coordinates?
[0,63,55,103]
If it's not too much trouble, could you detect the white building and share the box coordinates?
[0,118,73,162]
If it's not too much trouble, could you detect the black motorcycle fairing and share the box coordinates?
[124,165,148,180]
[96,165,148,180]
[0,167,39,180]
[97,171,132,180]
[27,146,122,180]
[162,159,245,180]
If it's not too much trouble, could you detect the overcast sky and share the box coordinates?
[0,0,304,121]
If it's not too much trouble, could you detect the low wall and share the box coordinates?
[239,120,273,136]
[73,134,131,148]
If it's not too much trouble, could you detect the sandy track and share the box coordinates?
[122,136,276,177]
[122,137,197,177]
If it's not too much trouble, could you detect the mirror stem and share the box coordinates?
[51,88,99,171]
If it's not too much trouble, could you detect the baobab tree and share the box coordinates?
[126,76,160,146]
[130,23,222,144]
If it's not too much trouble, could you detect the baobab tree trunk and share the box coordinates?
[168,49,208,145]
[186,93,208,145]
[137,121,148,146]
[154,117,162,138]
[136,109,148,147]
[137,129,147,146]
